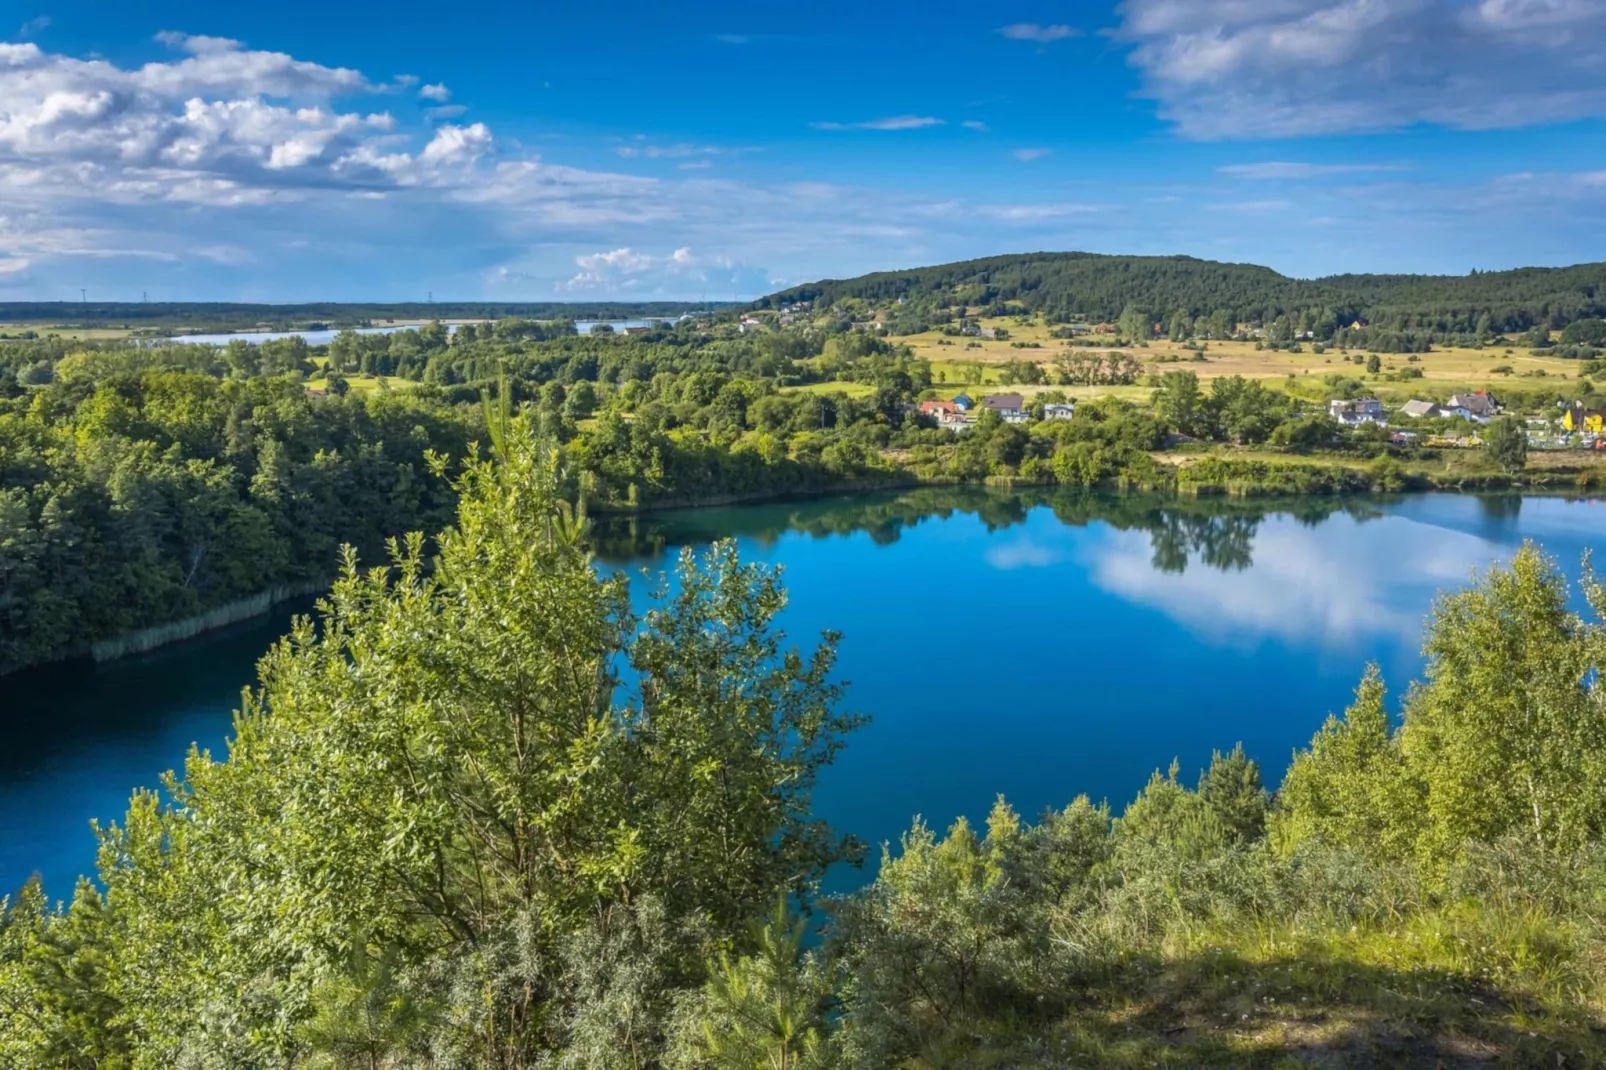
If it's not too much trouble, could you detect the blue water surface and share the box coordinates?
[2,489,1601,898]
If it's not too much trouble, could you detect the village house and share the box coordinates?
[1328,398,1385,427]
[1446,391,1501,421]
[936,410,974,432]
[1563,404,1606,435]
[951,394,976,412]
[919,399,959,418]
[1400,399,1444,419]
[984,393,1028,424]
[1043,402,1076,421]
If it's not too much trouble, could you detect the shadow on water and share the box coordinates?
[0,598,316,897]
[0,597,316,781]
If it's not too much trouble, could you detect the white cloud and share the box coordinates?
[417,82,450,102]
[418,122,491,165]
[1013,148,1051,161]
[615,141,754,160]
[1219,161,1407,180]
[154,31,246,55]
[16,16,49,39]
[554,244,774,295]
[977,202,1097,220]
[425,104,468,120]
[962,120,989,132]
[810,115,945,131]
[998,22,1082,42]
[1116,0,1606,138]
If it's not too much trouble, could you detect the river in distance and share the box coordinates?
[3,489,1602,898]
[165,320,665,346]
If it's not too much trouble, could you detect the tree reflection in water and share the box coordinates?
[591,487,1393,577]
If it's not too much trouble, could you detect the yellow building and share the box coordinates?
[1563,406,1606,434]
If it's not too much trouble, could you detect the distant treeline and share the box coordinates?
[758,252,1606,341]
[0,301,726,331]
[2,316,1595,673]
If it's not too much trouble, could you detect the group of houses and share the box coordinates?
[1397,390,1503,423]
[1329,390,1508,430]
[917,393,1074,431]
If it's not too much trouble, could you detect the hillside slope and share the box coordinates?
[756,252,1606,333]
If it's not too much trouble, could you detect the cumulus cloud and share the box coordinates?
[1115,0,1606,138]
[1219,161,1407,180]
[555,244,774,294]
[417,82,450,102]
[0,36,414,208]
[998,22,1081,42]
[810,115,945,131]
[0,33,694,275]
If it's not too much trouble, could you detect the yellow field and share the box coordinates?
[899,315,1583,403]
[2,324,136,340]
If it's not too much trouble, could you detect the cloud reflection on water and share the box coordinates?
[1082,514,1504,650]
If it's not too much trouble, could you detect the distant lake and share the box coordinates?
[165,320,663,346]
[4,489,1602,897]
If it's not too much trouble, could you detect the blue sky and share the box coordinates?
[2,0,1605,301]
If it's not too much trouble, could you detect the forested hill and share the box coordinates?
[755,252,1606,333]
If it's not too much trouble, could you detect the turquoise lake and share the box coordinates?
[4,489,1603,898]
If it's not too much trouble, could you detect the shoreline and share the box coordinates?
[18,472,1606,675]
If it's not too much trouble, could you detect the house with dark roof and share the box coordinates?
[1447,391,1501,421]
[984,393,1027,424]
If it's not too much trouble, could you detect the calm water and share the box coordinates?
[165,320,660,346]
[4,490,1602,898]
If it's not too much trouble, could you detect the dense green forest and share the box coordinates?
[4,425,1606,1066]
[759,252,1606,344]
[6,310,1604,674]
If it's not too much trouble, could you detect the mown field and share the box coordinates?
[894,315,1584,406]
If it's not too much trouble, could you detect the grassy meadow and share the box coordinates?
[892,315,1584,407]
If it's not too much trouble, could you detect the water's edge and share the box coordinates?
[86,581,327,664]
[24,478,1598,674]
